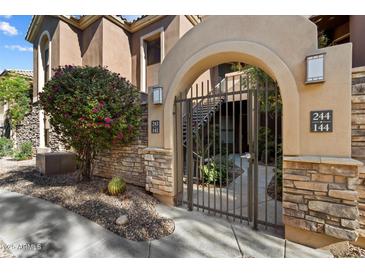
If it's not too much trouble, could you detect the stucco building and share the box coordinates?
[24,15,365,249]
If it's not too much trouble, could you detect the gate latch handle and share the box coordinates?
[240,152,251,159]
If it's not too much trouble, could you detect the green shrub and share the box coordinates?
[201,157,233,184]
[40,66,141,181]
[13,141,33,161]
[0,137,13,157]
[108,177,126,196]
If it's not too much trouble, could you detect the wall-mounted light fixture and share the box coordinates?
[305,53,325,84]
[152,86,163,105]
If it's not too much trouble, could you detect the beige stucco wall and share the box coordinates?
[31,17,60,101]
[82,18,103,67]
[102,18,132,81]
[153,16,352,162]
[58,20,82,66]
[131,16,179,89]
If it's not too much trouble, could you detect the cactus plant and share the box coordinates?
[108,177,126,196]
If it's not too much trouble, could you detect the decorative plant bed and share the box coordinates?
[0,158,174,241]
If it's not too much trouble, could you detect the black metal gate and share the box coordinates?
[174,71,283,229]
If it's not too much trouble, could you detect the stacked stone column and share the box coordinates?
[283,156,362,241]
[143,147,174,205]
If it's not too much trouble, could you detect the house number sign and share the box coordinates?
[310,110,333,132]
[151,120,160,134]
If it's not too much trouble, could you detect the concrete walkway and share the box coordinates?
[0,190,332,258]
[185,155,282,225]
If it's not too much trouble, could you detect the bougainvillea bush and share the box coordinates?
[40,66,141,181]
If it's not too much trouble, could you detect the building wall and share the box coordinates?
[82,18,103,67]
[14,103,64,151]
[102,18,132,81]
[351,68,365,160]
[131,16,179,89]
[59,20,82,66]
[350,16,365,68]
[32,16,60,102]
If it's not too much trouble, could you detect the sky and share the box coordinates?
[0,15,141,74]
[0,15,33,73]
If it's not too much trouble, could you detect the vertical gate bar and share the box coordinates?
[232,75,236,221]
[239,75,243,222]
[182,91,186,205]
[179,92,184,205]
[225,76,229,218]
[274,84,278,226]
[201,82,205,212]
[195,84,199,210]
[213,80,216,214]
[265,77,269,228]
[174,96,178,204]
[187,98,193,211]
[207,80,211,214]
[247,75,252,223]
[219,80,223,216]
[253,74,259,230]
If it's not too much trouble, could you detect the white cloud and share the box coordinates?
[0,21,18,36]
[4,45,32,52]
[2,16,12,19]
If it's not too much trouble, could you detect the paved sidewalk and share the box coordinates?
[0,190,332,258]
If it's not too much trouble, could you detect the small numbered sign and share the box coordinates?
[310,110,333,132]
[151,120,160,134]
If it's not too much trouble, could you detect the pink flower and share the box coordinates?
[117,132,124,140]
[99,101,105,108]
[92,107,99,113]
[104,123,111,128]
[104,117,112,123]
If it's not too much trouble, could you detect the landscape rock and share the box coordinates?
[325,224,358,241]
[116,215,129,226]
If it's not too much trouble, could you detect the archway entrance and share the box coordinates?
[145,16,354,246]
[175,66,282,229]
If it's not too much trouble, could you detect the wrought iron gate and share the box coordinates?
[174,71,283,229]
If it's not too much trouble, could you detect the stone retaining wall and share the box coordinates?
[283,156,362,241]
[15,103,65,152]
[143,147,174,204]
[93,102,148,187]
[15,102,40,149]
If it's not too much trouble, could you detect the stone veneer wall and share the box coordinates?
[15,102,65,152]
[351,68,365,241]
[358,168,365,239]
[352,73,365,160]
[93,102,148,187]
[143,147,174,203]
[15,102,40,149]
[283,156,362,241]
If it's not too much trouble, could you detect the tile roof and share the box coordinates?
[0,69,33,78]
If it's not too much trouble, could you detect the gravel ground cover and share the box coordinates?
[0,239,15,258]
[0,157,174,241]
[326,241,365,258]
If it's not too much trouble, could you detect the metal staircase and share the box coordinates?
[182,79,226,145]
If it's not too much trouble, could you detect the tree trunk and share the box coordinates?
[80,149,93,181]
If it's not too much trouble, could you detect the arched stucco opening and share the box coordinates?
[37,31,51,149]
[144,15,356,247]
[163,40,299,156]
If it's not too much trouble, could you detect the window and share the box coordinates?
[146,38,161,66]
[44,48,49,82]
